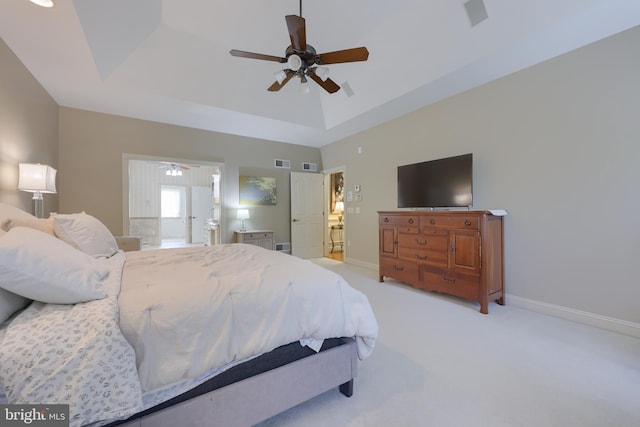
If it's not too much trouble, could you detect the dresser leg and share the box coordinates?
[480,300,489,314]
[496,295,505,306]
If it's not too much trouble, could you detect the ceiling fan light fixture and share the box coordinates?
[315,67,330,81]
[274,70,287,85]
[300,74,310,94]
[287,54,302,71]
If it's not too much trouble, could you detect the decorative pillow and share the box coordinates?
[53,212,119,258]
[1,216,55,235]
[0,202,35,223]
[0,287,31,323]
[0,227,108,304]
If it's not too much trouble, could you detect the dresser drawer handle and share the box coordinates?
[415,239,428,245]
[464,219,471,226]
[441,274,457,284]
[408,218,414,224]
[429,219,436,225]
[384,217,389,222]
[415,254,428,260]
[393,264,404,271]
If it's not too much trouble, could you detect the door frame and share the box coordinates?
[122,153,224,239]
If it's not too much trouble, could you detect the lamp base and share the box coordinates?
[32,192,44,218]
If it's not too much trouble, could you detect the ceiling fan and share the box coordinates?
[229,1,369,94]
[156,162,200,177]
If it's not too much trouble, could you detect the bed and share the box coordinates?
[0,203,378,426]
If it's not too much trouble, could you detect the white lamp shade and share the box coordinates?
[18,163,57,194]
[30,0,54,7]
[315,67,330,81]
[287,54,302,71]
[274,70,287,84]
[334,201,344,214]
[236,209,250,220]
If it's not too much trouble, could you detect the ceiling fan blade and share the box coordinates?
[317,47,369,64]
[268,71,295,92]
[308,73,341,94]
[230,49,286,63]
[285,15,306,53]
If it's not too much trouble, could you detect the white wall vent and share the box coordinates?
[274,159,291,169]
[275,242,291,254]
[302,162,317,172]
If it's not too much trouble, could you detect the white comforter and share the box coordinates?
[119,244,378,393]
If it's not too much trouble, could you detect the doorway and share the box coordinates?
[325,169,345,262]
[124,156,223,249]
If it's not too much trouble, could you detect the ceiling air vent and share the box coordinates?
[274,159,291,169]
[302,162,317,172]
[464,0,488,27]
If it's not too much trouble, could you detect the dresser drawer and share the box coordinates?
[398,247,447,266]
[380,257,419,286]
[421,215,479,230]
[398,233,448,251]
[421,266,480,301]
[379,215,419,228]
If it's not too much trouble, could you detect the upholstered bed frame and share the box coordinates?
[110,338,357,427]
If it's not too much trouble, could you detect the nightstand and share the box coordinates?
[234,230,274,250]
[330,224,343,253]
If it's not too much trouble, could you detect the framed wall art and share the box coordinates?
[239,176,277,205]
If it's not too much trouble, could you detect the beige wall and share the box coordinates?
[4,25,639,327]
[58,108,321,244]
[321,26,640,324]
[0,37,58,213]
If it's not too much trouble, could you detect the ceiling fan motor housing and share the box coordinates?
[285,45,319,75]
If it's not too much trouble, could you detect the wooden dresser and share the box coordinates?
[378,210,504,314]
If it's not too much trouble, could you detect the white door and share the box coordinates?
[290,172,324,258]
[191,186,210,243]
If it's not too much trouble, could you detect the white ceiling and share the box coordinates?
[1,0,639,147]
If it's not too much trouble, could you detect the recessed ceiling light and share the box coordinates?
[30,0,54,8]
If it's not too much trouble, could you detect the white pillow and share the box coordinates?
[0,227,108,304]
[2,216,55,235]
[0,287,31,323]
[53,212,119,258]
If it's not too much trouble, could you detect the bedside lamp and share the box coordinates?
[334,201,344,225]
[237,209,250,231]
[18,163,57,218]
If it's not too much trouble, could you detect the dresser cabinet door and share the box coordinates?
[449,230,480,273]
[379,225,398,258]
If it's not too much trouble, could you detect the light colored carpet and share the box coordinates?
[257,259,640,427]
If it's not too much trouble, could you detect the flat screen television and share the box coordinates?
[397,153,473,209]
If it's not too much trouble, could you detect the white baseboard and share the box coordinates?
[344,257,378,271]
[507,294,640,339]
